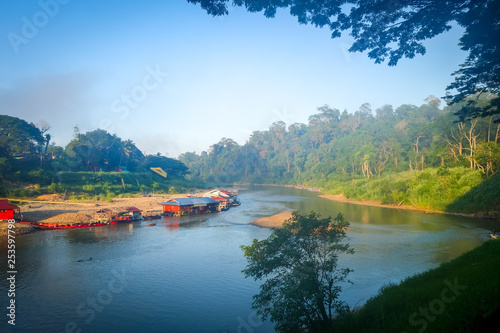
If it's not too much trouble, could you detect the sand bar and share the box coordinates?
[250,211,293,229]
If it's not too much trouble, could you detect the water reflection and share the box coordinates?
[0,186,494,333]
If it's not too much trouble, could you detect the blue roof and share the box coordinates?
[158,197,218,206]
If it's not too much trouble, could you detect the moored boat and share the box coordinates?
[35,221,108,229]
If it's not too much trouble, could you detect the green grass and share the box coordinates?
[315,167,499,215]
[330,240,500,333]
[2,171,199,199]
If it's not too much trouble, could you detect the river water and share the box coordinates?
[0,186,495,332]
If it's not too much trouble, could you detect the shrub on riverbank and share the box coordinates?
[330,239,500,333]
[314,167,499,215]
[3,171,197,199]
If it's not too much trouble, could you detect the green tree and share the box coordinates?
[240,211,354,332]
[0,115,44,156]
[190,0,500,119]
[65,129,123,171]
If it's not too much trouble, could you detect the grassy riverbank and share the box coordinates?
[330,239,500,333]
[310,167,500,217]
[2,171,199,200]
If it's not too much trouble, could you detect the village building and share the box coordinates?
[159,197,220,216]
[95,207,142,223]
[203,189,240,208]
[0,199,21,221]
[203,189,231,198]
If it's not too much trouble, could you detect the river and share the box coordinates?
[0,186,495,332]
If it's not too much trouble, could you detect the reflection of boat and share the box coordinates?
[159,198,220,216]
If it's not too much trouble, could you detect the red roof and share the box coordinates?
[126,206,142,212]
[0,199,20,211]
[211,196,229,201]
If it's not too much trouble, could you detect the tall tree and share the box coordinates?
[65,129,123,171]
[189,0,500,119]
[0,115,44,156]
[241,211,354,332]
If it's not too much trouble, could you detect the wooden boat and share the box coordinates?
[35,222,107,229]
[230,198,241,207]
[145,222,156,227]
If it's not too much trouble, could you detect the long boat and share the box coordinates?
[21,221,108,229]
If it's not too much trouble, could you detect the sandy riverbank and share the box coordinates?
[249,189,499,230]
[318,193,500,219]
[0,190,210,237]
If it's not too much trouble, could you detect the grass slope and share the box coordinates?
[315,167,500,215]
[331,240,500,333]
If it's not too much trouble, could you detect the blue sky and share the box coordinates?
[1,0,468,157]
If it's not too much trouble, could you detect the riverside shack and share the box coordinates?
[159,197,219,216]
[0,199,21,221]
[203,189,239,208]
[95,207,142,223]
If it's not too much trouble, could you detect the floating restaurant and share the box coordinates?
[159,197,220,216]
[203,189,241,208]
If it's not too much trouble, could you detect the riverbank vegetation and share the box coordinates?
[180,95,500,215]
[2,96,499,214]
[0,116,195,198]
[241,211,354,332]
[330,239,500,333]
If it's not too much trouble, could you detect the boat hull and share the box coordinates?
[35,222,108,229]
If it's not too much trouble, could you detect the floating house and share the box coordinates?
[159,197,220,216]
[0,199,21,221]
[203,189,231,198]
[203,189,240,208]
[95,207,142,223]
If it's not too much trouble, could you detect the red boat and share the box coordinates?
[25,221,108,229]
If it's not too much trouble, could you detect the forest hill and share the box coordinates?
[179,96,500,215]
[179,96,499,185]
[1,95,499,215]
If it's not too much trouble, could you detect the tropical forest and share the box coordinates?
[179,94,500,215]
